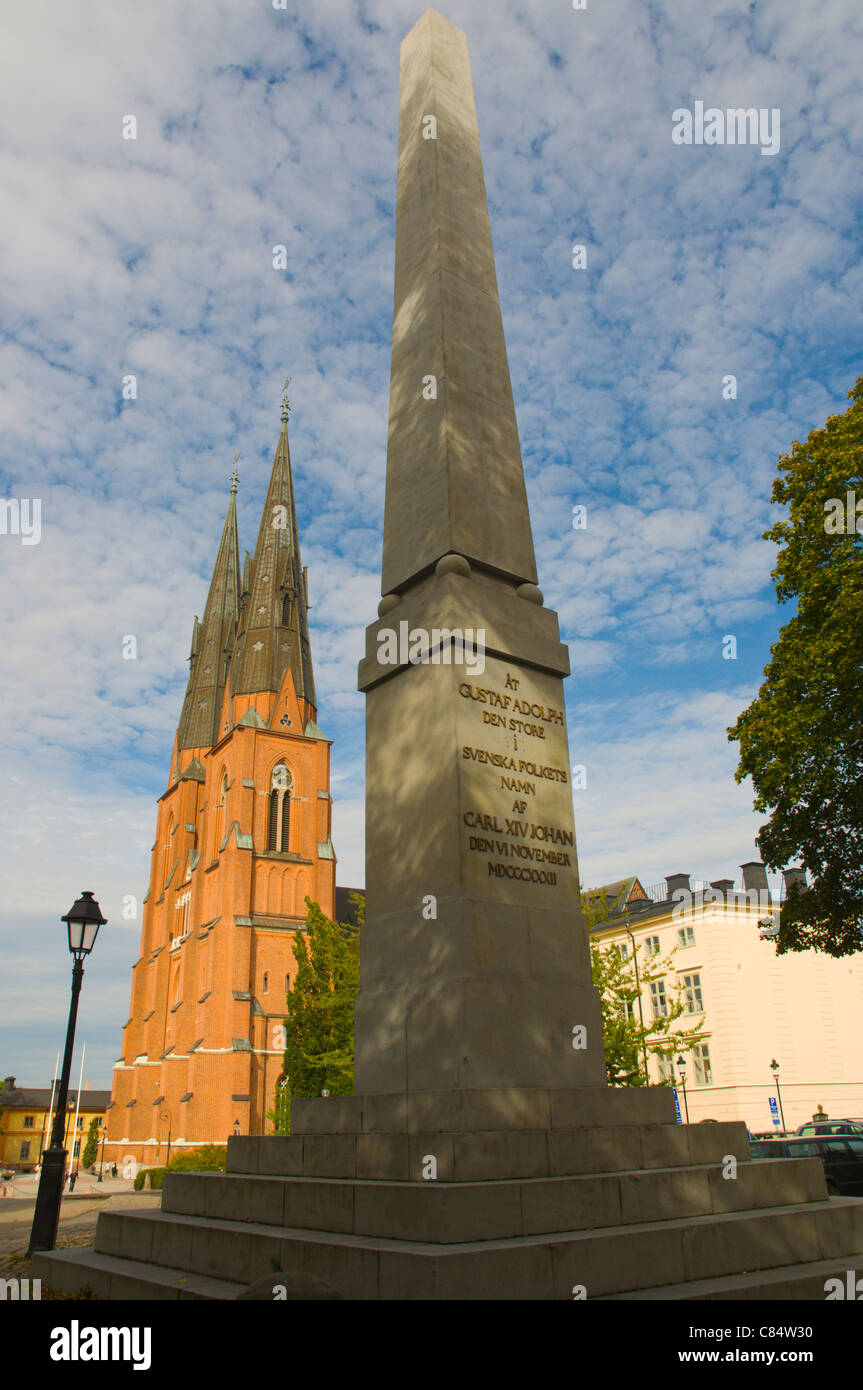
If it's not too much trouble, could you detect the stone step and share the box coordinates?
[288,1085,677,1136]
[598,1254,863,1301]
[31,1245,247,1301]
[159,1158,827,1243]
[69,1193,863,1300]
[229,1119,750,1182]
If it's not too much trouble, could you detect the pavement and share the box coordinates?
[0,1181,161,1285]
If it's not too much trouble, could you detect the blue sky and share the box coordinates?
[1,0,862,1086]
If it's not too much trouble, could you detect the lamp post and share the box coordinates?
[624,913,649,1083]
[28,891,106,1252]
[160,1111,172,1170]
[770,1058,786,1131]
[676,1054,690,1123]
[98,1124,106,1182]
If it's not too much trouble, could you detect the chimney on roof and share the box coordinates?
[3,1076,15,1089]
[710,879,734,903]
[741,861,770,904]
[782,867,807,894]
[85,1080,90,1090]
[665,873,690,898]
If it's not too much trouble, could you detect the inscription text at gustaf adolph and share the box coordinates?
[457,668,576,893]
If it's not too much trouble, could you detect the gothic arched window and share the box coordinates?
[214,771,228,856]
[163,815,174,888]
[268,763,293,853]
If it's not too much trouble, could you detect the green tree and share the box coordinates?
[81,1116,100,1169]
[279,894,362,1106]
[728,376,863,956]
[583,891,708,1084]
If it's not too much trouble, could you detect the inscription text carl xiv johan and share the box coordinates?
[457,656,577,897]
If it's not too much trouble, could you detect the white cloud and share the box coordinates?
[1,0,858,1083]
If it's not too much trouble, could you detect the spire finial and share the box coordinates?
[230,453,240,495]
[281,375,291,423]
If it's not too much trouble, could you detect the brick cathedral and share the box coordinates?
[104,385,336,1167]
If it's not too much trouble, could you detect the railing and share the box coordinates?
[637,876,787,905]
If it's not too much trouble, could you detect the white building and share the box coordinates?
[588,861,863,1133]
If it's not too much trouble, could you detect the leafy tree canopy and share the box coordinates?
[279,894,362,1105]
[583,889,707,1085]
[728,376,863,956]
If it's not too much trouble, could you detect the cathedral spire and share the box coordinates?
[229,386,316,710]
[176,468,241,751]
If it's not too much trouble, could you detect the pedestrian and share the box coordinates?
[112,1162,118,1179]
[69,1170,77,1192]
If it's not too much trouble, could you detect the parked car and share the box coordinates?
[749,1135,863,1196]
[795,1119,863,1137]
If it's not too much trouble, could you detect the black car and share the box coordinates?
[749,1135,863,1196]
[795,1119,863,1138]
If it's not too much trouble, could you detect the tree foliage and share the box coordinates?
[583,890,707,1084]
[279,894,362,1106]
[728,376,863,955]
[81,1116,100,1168]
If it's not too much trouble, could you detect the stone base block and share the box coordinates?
[288,1084,677,1136]
[228,1118,749,1183]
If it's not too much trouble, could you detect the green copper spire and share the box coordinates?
[176,469,241,751]
[229,391,316,708]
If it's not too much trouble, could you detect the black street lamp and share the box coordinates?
[676,1054,690,1123]
[28,891,106,1253]
[770,1058,786,1131]
[160,1110,172,1170]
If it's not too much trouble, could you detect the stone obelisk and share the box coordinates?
[353,7,605,1095]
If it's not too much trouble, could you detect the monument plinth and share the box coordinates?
[33,8,863,1301]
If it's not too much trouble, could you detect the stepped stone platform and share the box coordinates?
[32,1088,863,1300]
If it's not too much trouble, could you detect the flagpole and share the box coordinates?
[40,1052,60,1164]
[70,1043,85,1175]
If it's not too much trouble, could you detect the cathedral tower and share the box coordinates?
[105,386,336,1166]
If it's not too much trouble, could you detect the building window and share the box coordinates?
[268,764,293,852]
[649,980,668,1018]
[693,1043,712,1086]
[655,1054,673,1084]
[23,1115,35,1129]
[618,942,629,960]
[285,973,290,995]
[645,935,661,957]
[73,1140,80,1158]
[682,973,703,1013]
[263,972,269,994]
[677,926,695,948]
[77,1117,84,1129]
[215,772,228,855]
[163,813,175,887]
[622,998,635,1021]
[19,1140,31,1160]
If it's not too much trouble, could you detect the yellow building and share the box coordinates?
[0,1077,110,1173]
[589,863,863,1133]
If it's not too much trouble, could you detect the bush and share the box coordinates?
[133,1166,165,1191]
[166,1144,227,1173]
[131,1145,227,1191]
